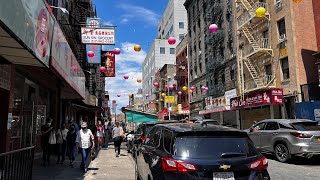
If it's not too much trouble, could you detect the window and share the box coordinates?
[179,34,184,41]
[214,73,218,85]
[179,22,184,29]
[170,48,175,54]
[281,57,289,80]
[160,47,165,54]
[221,72,225,84]
[230,69,235,80]
[252,122,266,132]
[265,122,279,130]
[291,122,320,131]
[163,129,174,154]
[277,18,286,36]
[265,64,272,75]
[145,127,161,147]
[279,123,294,130]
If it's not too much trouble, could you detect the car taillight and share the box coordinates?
[162,157,197,172]
[249,157,268,170]
[141,136,147,142]
[290,132,312,138]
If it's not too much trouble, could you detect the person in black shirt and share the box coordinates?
[66,125,77,167]
[41,117,54,166]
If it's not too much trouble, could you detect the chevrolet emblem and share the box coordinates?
[220,164,231,170]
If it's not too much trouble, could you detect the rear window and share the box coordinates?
[174,136,258,159]
[291,122,320,131]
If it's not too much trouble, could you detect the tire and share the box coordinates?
[274,143,291,163]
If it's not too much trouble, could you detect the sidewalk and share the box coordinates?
[32,143,135,180]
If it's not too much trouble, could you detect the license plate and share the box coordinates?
[213,172,235,180]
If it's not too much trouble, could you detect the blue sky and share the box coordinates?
[93,0,168,113]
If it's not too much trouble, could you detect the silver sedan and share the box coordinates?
[246,119,320,163]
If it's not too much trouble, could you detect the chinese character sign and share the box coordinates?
[101,51,116,77]
[86,45,101,64]
[81,28,115,45]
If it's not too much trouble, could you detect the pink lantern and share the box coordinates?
[100,66,106,72]
[145,94,149,98]
[201,86,206,91]
[87,51,94,57]
[173,84,176,87]
[190,86,195,91]
[169,85,174,90]
[117,94,121,97]
[126,104,129,108]
[209,24,218,33]
[153,82,159,87]
[124,75,129,79]
[178,91,182,95]
[205,87,209,91]
[113,48,121,55]
[168,37,176,45]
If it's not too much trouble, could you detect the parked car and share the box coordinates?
[128,120,178,157]
[194,119,220,126]
[135,123,270,180]
[246,119,320,162]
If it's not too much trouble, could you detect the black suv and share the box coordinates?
[135,123,270,180]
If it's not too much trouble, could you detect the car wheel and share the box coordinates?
[274,143,291,163]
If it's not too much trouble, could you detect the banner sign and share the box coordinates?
[86,45,101,64]
[230,88,283,110]
[81,28,115,45]
[101,51,116,77]
[0,0,54,67]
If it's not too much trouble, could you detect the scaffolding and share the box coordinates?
[236,0,275,96]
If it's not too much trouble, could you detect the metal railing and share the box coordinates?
[0,147,35,180]
[237,2,268,29]
[244,75,275,90]
[241,38,271,57]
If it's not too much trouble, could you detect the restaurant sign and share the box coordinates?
[81,28,115,45]
[230,88,283,110]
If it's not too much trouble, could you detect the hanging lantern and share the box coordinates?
[124,75,129,79]
[153,82,159,87]
[182,86,188,91]
[256,7,266,17]
[134,104,136,106]
[205,87,209,91]
[172,84,176,87]
[126,104,129,108]
[137,78,142,83]
[113,48,121,55]
[161,93,166,97]
[87,51,94,58]
[99,66,106,72]
[169,85,174,90]
[134,44,141,52]
[190,86,195,91]
[168,37,176,45]
[209,24,218,33]
[129,94,133,98]
[117,94,121,97]
[201,86,206,91]
[178,91,182,95]
[189,90,193,93]
[145,94,149,98]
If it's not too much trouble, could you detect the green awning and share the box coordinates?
[125,110,158,123]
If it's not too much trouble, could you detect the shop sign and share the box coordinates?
[86,18,101,64]
[88,95,97,106]
[51,22,86,99]
[279,47,287,58]
[0,0,54,67]
[225,89,237,110]
[230,88,283,110]
[101,51,116,77]
[81,28,115,45]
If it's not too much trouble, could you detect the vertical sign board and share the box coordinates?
[101,51,116,77]
[86,18,101,64]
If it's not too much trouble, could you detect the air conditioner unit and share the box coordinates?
[275,0,282,9]
[278,34,286,43]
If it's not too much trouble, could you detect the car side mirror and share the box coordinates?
[134,139,142,144]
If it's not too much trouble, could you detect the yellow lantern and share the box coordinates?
[134,44,141,52]
[134,104,136,106]
[256,7,266,17]
[189,90,193,93]
[161,93,166,97]
[129,94,133,98]
[137,78,142,83]
[182,86,188,91]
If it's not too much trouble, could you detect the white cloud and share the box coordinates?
[103,21,114,26]
[120,18,129,24]
[105,42,146,113]
[117,4,160,27]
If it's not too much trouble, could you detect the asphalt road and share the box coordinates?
[267,155,320,180]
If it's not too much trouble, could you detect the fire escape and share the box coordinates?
[236,0,275,95]
[205,0,225,97]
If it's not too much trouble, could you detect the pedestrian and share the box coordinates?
[104,121,112,149]
[60,123,68,164]
[96,120,104,150]
[76,122,95,173]
[55,126,63,164]
[66,125,77,167]
[41,117,54,167]
[112,121,124,157]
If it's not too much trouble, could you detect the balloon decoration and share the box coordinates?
[178,91,182,95]
[169,85,174,90]
[182,86,188,91]
[113,48,121,55]
[168,37,176,45]
[209,24,218,33]
[99,66,106,72]
[124,75,129,79]
[190,86,195,91]
[134,44,141,52]
[161,93,166,97]
[137,78,142,83]
[256,7,266,17]
[153,82,159,87]
[87,51,94,58]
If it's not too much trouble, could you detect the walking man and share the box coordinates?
[76,122,95,173]
[112,122,124,157]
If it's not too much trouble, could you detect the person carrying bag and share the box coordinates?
[112,122,124,157]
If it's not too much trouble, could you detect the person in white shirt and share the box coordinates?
[112,121,124,157]
[76,122,94,173]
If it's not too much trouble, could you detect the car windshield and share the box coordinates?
[174,136,258,159]
[291,122,320,131]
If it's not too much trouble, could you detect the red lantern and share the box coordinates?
[153,82,159,87]
[178,91,182,95]
[209,24,218,33]
[113,48,121,55]
[100,66,106,72]
[169,85,174,90]
[205,87,209,91]
[145,94,149,98]
[190,86,195,91]
[201,86,206,91]
[124,75,129,79]
[168,37,176,45]
[87,51,94,57]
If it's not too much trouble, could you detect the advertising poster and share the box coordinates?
[101,51,116,77]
